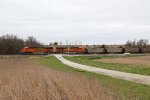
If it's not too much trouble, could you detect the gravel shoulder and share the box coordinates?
[54,54,150,85]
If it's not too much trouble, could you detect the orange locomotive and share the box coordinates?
[20,46,85,54]
[20,47,54,54]
[66,47,84,54]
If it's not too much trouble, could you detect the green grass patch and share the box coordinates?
[37,56,85,72]
[37,56,150,100]
[64,56,150,75]
[88,55,114,60]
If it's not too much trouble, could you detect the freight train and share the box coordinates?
[20,46,84,54]
[20,45,150,54]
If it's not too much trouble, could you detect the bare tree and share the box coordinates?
[49,42,54,46]
[53,42,58,45]
[126,39,149,47]
[0,34,24,54]
[137,39,149,47]
[25,36,43,47]
[125,40,132,47]
[132,39,137,47]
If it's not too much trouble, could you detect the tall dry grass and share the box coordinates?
[0,57,117,100]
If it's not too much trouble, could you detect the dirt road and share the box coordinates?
[55,54,150,85]
[0,56,114,100]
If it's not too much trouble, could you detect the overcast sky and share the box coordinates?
[0,0,150,44]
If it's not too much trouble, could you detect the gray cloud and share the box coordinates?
[0,0,150,44]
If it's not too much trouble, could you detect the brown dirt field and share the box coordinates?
[0,56,115,100]
[95,56,150,67]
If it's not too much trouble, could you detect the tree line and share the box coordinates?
[125,39,149,47]
[0,34,149,55]
[0,34,43,54]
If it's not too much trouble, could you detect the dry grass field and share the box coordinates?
[0,56,115,100]
[95,55,150,67]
